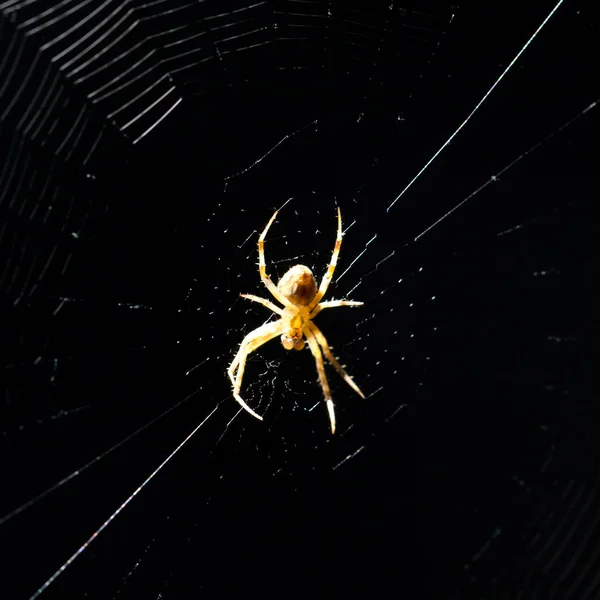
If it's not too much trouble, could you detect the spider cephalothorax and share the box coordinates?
[228,207,365,433]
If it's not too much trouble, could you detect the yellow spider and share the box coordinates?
[228,206,365,433]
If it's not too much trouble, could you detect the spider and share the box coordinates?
[228,206,365,434]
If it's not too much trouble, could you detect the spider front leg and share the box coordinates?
[258,211,294,308]
[307,207,343,312]
[228,321,283,421]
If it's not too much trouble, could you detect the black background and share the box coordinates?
[1,1,599,598]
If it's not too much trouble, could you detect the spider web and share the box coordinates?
[1,1,599,599]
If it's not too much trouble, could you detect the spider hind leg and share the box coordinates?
[308,322,365,400]
[228,321,283,421]
[305,328,337,434]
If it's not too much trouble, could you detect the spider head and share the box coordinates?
[277,265,317,306]
[281,333,305,351]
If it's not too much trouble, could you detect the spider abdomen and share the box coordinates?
[277,264,317,306]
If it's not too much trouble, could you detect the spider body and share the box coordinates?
[278,265,316,351]
[228,207,365,433]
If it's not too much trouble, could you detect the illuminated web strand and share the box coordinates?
[0,386,205,527]
[417,98,598,241]
[134,97,183,144]
[386,0,566,213]
[335,234,377,283]
[333,445,365,470]
[414,98,598,241]
[224,119,318,187]
[29,406,219,600]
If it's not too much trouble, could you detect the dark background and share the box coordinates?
[1,1,598,598]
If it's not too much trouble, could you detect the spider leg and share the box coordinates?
[309,299,363,319]
[307,321,365,400]
[258,211,294,307]
[304,327,336,434]
[307,207,343,311]
[228,321,284,421]
[240,294,283,315]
